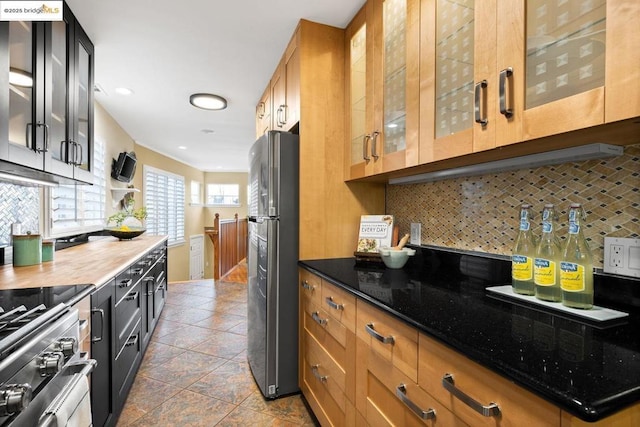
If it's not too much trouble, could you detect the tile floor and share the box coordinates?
[116,278,317,426]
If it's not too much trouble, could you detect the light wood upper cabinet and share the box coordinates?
[272,34,300,132]
[420,0,640,164]
[345,0,420,180]
[256,33,300,137]
[255,83,271,138]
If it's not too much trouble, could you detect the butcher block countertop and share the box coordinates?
[0,235,167,290]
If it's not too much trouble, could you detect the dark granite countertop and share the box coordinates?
[298,246,640,422]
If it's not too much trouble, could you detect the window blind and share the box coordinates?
[144,165,185,245]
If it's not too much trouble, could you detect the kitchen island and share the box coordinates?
[299,247,640,425]
[0,234,168,427]
[0,235,167,290]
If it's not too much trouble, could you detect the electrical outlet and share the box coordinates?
[603,237,640,278]
[609,245,624,267]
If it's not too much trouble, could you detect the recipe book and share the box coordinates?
[356,215,394,253]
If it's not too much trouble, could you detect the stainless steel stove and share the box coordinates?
[0,285,95,426]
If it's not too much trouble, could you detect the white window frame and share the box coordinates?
[44,138,107,238]
[205,183,241,207]
[143,164,185,247]
[190,180,202,206]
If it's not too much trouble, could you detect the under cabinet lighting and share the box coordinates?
[0,172,57,187]
[389,143,624,185]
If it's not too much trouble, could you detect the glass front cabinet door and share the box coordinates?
[1,3,94,184]
[420,0,639,164]
[346,0,420,180]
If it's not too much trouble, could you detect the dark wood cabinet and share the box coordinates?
[91,241,167,427]
[0,2,94,184]
[90,278,116,427]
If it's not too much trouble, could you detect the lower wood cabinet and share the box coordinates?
[91,240,167,427]
[418,333,560,427]
[299,269,356,426]
[299,268,640,427]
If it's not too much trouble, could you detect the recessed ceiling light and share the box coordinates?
[115,87,134,96]
[9,68,33,87]
[178,146,187,150]
[189,93,227,110]
[201,129,215,134]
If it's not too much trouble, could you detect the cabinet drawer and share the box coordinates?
[321,281,356,332]
[418,333,560,427]
[115,284,141,351]
[299,269,322,307]
[303,298,349,351]
[115,319,141,400]
[115,267,135,303]
[356,336,467,426]
[356,300,418,381]
[302,300,355,397]
[303,331,347,409]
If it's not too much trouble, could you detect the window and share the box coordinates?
[46,138,106,237]
[206,183,240,206]
[144,165,185,246]
[190,180,202,205]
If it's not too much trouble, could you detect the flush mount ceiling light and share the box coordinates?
[9,68,33,87]
[189,93,227,110]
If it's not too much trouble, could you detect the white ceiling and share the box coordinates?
[65,0,365,172]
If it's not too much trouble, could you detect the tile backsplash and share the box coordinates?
[387,144,640,268]
[0,183,40,245]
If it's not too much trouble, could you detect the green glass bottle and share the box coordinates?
[534,204,562,302]
[512,204,536,295]
[560,203,594,309]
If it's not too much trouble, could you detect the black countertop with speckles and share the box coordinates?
[298,246,640,422]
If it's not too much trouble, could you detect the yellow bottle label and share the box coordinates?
[534,258,556,286]
[560,262,585,292]
[512,255,533,280]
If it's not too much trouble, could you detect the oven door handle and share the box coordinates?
[91,308,104,343]
[37,359,97,427]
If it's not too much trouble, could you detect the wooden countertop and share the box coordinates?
[0,235,167,290]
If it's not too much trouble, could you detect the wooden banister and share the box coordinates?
[205,213,248,280]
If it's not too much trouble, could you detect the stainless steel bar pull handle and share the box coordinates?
[474,80,488,126]
[125,334,139,347]
[311,365,328,382]
[125,291,139,301]
[365,323,395,344]
[300,280,315,291]
[442,373,500,417]
[499,67,514,118]
[325,296,344,311]
[90,308,104,343]
[362,134,371,161]
[396,384,436,420]
[119,279,133,288]
[371,131,380,159]
[312,311,328,326]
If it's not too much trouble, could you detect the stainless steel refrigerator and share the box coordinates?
[247,130,299,398]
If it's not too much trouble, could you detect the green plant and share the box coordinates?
[107,200,147,227]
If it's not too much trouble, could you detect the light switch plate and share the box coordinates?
[603,237,640,278]
[410,223,421,245]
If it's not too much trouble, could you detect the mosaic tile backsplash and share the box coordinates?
[0,183,40,245]
[387,144,640,268]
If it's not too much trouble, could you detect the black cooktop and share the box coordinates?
[0,285,93,349]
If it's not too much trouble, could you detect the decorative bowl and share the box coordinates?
[378,247,416,269]
[105,226,146,240]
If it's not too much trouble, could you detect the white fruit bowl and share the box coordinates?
[378,247,416,269]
